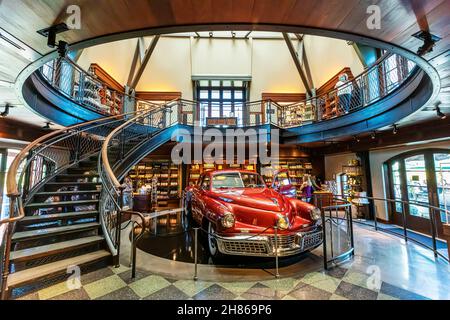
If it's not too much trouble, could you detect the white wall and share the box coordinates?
[324,152,357,181]
[77,38,136,86]
[304,36,365,88]
[369,140,450,220]
[250,39,305,101]
[137,37,193,99]
[77,35,363,101]
[191,37,252,76]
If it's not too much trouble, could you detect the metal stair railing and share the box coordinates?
[0,106,162,299]
[98,100,179,266]
[38,53,417,129]
[349,196,450,263]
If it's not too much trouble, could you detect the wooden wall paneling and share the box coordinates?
[89,63,124,92]
[0,118,51,142]
[135,91,182,101]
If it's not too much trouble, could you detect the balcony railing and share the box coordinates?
[38,52,416,128]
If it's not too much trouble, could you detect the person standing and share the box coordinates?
[122,176,134,210]
[335,73,353,114]
[300,176,314,203]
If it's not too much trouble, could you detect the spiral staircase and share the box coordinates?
[0,103,180,299]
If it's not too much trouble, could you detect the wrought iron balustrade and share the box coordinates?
[98,102,179,263]
[38,52,416,128]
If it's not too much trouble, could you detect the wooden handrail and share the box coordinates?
[101,98,179,189]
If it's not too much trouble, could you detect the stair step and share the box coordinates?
[25,200,99,209]
[20,211,98,224]
[56,174,98,180]
[67,167,98,173]
[10,236,104,263]
[57,173,99,177]
[12,222,100,242]
[46,182,101,186]
[7,250,110,288]
[78,161,97,167]
[35,190,100,197]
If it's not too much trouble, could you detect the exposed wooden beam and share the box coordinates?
[301,43,314,91]
[129,35,160,90]
[70,49,84,63]
[350,42,368,68]
[282,32,312,97]
[295,33,304,42]
[137,37,146,62]
[127,40,141,88]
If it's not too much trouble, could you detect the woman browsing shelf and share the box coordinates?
[300,176,314,203]
[121,176,134,210]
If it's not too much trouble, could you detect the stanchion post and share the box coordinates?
[348,204,355,256]
[131,222,137,279]
[194,227,199,281]
[274,226,280,278]
[321,208,328,270]
[401,202,408,242]
[373,199,378,231]
[430,208,438,257]
[129,222,134,268]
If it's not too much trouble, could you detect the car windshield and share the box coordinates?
[212,172,266,189]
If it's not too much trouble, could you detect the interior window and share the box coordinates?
[195,80,249,126]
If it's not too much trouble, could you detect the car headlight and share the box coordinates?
[277,214,289,230]
[221,213,235,229]
[309,207,322,221]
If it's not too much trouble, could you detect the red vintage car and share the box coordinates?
[184,170,323,258]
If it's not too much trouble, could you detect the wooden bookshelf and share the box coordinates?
[261,159,313,197]
[128,159,181,209]
[187,162,257,186]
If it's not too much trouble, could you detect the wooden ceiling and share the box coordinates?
[0,0,449,127]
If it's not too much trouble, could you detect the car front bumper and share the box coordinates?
[215,226,323,257]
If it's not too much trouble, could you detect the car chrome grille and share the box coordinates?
[221,240,268,254]
[268,234,296,249]
[301,231,323,250]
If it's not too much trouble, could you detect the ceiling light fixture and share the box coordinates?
[354,136,360,143]
[0,31,25,51]
[37,23,69,48]
[437,107,447,119]
[43,122,53,130]
[436,106,447,120]
[412,30,441,56]
[393,124,398,135]
[371,131,376,140]
[1,103,11,117]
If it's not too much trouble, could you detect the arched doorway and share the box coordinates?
[385,149,450,238]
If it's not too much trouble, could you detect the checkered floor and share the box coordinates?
[15,263,429,300]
